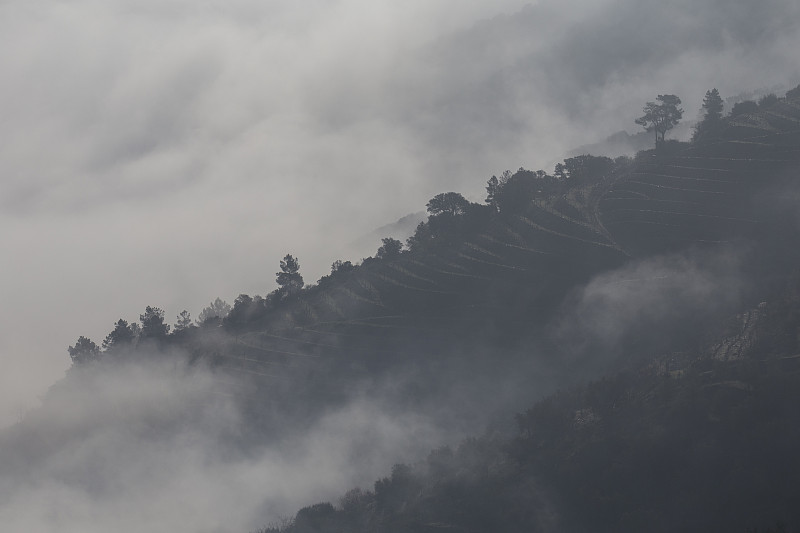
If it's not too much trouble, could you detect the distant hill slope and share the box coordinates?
[599,96,800,256]
[247,91,800,533]
[100,89,800,436]
[220,95,800,372]
[260,311,800,533]
[567,124,691,158]
[349,212,427,254]
[13,85,800,533]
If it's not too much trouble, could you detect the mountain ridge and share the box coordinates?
[7,85,800,533]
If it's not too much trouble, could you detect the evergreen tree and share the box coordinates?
[276,254,304,294]
[554,162,567,180]
[197,298,231,325]
[703,88,724,120]
[173,310,194,332]
[758,93,779,108]
[226,293,255,324]
[68,336,100,364]
[139,306,170,339]
[485,175,500,213]
[693,88,724,141]
[102,319,135,352]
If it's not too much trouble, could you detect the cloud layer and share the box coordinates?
[0,356,448,532]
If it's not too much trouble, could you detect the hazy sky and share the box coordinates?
[2,0,800,426]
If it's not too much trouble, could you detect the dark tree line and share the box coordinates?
[67,253,309,363]
[691,84,800,142]
[69,83,800,364]
[69,149,634,364]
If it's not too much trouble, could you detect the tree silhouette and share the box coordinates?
[426,192,470,217]
[226,293,256,325]
[406,221,433,252]
[173,310,194,332]
[330,259,354,275]
[730,100,758,117]
[485,176,500,213]
[276,254,304,294]
[377,237,403,259]
[493,170,538,214]
[561,155,614,184]
[102,319,136,351]
[68,336,100,364]
[702,88,724,120]
[554,162,567,180]
[197,298,231,325]
[758,93,779,108]
[635,94,683,147]
[139,306,170,339]
[693,88,724,141]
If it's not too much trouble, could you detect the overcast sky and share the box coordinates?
[2,0,800,426]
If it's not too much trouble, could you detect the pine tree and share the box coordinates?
[693,88,724,142]
[276,254,304,294]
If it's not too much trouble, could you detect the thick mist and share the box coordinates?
[0,243,762,532]
[0,354,451,532]
[550,247,750,380]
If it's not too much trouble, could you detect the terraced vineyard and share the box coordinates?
[200,95,800,410]
[599,98,800,254]
[210,199,630,387]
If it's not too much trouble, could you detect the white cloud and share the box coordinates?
[0,357,448,532]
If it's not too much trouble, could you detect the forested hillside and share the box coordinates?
[67,86,800,415]
[238,87,800,533]
[7,85,800,533]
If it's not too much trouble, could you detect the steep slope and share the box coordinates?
[143,92,800,441]
[241,93,800,531]
[260,329,800,533]
[599,97,800,255]
[10,87,800,533]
